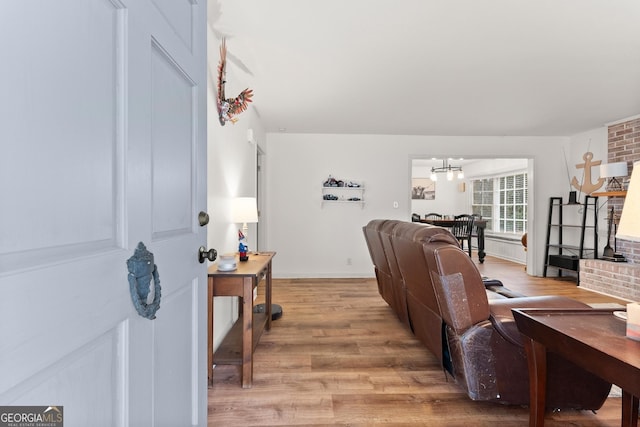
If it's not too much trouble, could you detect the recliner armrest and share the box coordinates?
[488,296,591,346]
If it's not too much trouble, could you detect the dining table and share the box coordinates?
[420,218,487,263]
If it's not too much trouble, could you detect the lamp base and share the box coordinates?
[253,303,283,321]
[602,253,627,263]
[607,177,624,192]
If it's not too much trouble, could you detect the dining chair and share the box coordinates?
[451,214,475,256]
[470,213,482,243]
[411,213,421,222]
[425,213,443,220]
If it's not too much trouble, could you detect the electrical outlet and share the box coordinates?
[393,201,399,208]
[346,257,352,265]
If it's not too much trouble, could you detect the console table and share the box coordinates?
[207,252,275,388]
[513,308,640,427]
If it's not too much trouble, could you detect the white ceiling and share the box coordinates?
[209,0,640,136]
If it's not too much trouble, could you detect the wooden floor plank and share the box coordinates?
[208,254,625,426]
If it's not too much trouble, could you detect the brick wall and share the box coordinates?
[580,118,640,300]
[580,259,640,301]
[607,117,640,264]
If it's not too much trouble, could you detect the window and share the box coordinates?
[472,179,493,231]
[472,172,527,234]
[498,173,527,233]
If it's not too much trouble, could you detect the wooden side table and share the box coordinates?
[207,252,275,388]
[513,308,640,427]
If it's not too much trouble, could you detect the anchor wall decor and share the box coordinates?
[570,152,606,195]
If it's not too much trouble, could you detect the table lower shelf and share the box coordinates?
[213,311,269,365]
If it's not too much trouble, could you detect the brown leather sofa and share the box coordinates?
[363,219,611,409]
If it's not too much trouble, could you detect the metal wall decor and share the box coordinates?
[127,242,162,320]
[217,38,253,125]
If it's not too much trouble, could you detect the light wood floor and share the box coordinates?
[208,255,629,426]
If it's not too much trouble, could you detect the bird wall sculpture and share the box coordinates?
[217,38,253,126]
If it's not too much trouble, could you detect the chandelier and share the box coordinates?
[430,159,464,181]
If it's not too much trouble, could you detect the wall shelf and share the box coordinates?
[321,181,365,207]
[543,195,599,283]
[591,190,627,197]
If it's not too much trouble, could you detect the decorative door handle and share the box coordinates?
[198,246,217,263]
[198,211,210,227]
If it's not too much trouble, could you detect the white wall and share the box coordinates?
[206,28,265,350]
[262,133,597,278]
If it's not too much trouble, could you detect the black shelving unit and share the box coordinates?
[543,195,598,283]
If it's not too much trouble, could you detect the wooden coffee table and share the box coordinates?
[513,308,640,427]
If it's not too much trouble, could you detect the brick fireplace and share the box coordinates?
[580,259,640,301]
[579,117,640,301]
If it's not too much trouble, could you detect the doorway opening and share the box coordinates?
[411,157,532,270]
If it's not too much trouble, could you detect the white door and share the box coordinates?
[0,1,208,426]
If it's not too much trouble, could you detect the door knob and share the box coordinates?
[198,211,210,226]
[198,246,217,263]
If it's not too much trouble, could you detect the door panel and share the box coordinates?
[0,0,208,425]
[151,41,195,237]
[2,325,125,426]
[154,284,197,424]
[150,0,194,51]
[0,0,123,271]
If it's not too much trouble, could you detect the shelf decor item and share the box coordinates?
[321,177,365,207]
[216,38,253,125]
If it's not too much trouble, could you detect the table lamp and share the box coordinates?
[231,197,258,260]
[616,162,640,340]
[617,162,640,242]
[600,161,628,192]
[231,197,283,321]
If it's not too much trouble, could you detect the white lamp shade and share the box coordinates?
[231,197,258,224]
[600,161,628,178]
[616,162,640,242]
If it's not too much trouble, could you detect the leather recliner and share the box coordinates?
[362,219,394,308]
[424,240,611,408]
[363,219,611,409]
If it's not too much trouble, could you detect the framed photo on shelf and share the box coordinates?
[411,178,435,200]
